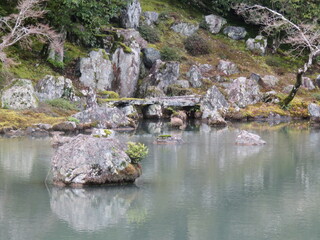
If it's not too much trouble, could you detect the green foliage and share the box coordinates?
[45,98,78,111]
[138,25,161,43]
[184,34,210,56]
[125,142,148,164]
[46,0,126,46]
[67,116,80,124]
[47,59,64,69]
[160,46,181,61]
[103,129,112,137]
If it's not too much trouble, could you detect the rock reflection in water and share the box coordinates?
[50,186,144,231]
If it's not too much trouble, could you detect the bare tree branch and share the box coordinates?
[234,3,320,107]
[0,0,62,66]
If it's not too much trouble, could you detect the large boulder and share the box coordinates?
[302,77,315,90]
[112,42,141,97]
[142,11,159,26]
[120,0,141,29]
[223,26,247,40]
[142,48,161,68]
[308,103,320,119]
[246,35,267,55]
[186,65,203,88]
[235,130,266,146]
[36,75,74,102]
[171,22,199,36]
[200,86,229,119]
[258,75,279,89]
[217,60,239,75]
[316,75,320,88]
[1,79,38,110]
[51,134,141,186]
[72,106,131,129]
[114,28,148,49]
[79,49,113,91]
[204,14,227,34]
[227,77,261,108]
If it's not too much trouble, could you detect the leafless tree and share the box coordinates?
[234,3,320,107]
[0,0,62,66]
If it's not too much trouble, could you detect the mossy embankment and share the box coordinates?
[0,0,319,130]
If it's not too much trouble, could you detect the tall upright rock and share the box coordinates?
[120,0,141,29]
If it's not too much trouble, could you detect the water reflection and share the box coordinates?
[50,186,147,231]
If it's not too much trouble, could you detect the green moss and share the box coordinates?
[64,42,87,64]
[45,98,79,111]
[67,116,80,124]
[97,90,119,99]
[158,134,172,138]
[103,129,112,137]
[119,42,132,53]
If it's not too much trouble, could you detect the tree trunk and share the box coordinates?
[280,71,303,107]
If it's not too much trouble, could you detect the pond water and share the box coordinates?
[1,122,320,240]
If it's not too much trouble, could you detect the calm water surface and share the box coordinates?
[1,122,320,240]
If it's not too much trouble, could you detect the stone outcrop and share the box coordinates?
[142,11,159,26]
[114,28,148,49]
[227,77,261,108]
[223,26,247,40]
[187,65,203,87]
[36,75,74,101]
[72,106,131,129]
[142,48,161,68]
[51,134,141,186]
[170,111,187,128]
[217,60,239,75]
[120,0,141,29]
[200,86,228,126]
[316,75,320,88]
[235,130,266,146]
[140,60,180,95]
[204,14,227,34]
[246,35,267,55]
[1,79,38,110]
[79,49,113,91]
[112,42,141,97]
[171,22,199,36]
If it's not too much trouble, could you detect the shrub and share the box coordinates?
[138,25,161,43]
[184,34,210,56]
[160,46,181,61]
[125,142,148,163]
[46,98,78,111]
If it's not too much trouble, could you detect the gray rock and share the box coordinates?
[199,64,214,74]
[91,128,115,138]
[140,60,180,95]
[144,104,162,119]
[250,73,261,82]
[259,75,279,89]
[200,86,229,119]
[207,111,227,126]
[36,75,74,102]
[51,134,141,186]
[171,22,199,36]
[187,65,203,88]
[217,60,239,75]
[223,26,247,40]
[79,49,113,91]
[142,48,161,68]
[72,106,131,129]
[227,77,261,108]
[246,35,267,55]
[155,135,183,144]
[142,11,159,26]
[120,0,141,29]
[302,77,315,90]
[114,28,148,49]
[283,85,294,94]
[119,105,138,118]
[235,130,266,146]
[53,121,77,132]
[262,90,279,103]
[308,103,320,118]
[1,79,38,110]
[204,14,227,34]
[316,75,320,88]
[213,75,227,82]
[145,86,166,98]
[112,42,141,97]
[175,80,190,88]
